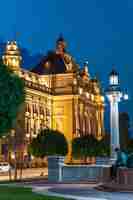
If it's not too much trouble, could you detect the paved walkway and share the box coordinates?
[32,183,133,200]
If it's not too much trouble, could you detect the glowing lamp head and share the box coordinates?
[123,94,128,100]
[123,89,129,100]
[109,69,119,85]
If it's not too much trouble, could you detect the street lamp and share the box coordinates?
[106,69,128,161]
[109,70,119,85]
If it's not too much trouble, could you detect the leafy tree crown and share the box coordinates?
[29,129,68,158]
[0,61,25,136]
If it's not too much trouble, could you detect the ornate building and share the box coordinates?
[1,36,105,160]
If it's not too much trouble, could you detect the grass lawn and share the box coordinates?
[0,186,67,200]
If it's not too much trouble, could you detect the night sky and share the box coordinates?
[0,0,133,128]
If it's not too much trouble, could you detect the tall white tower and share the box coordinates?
[106,69,122,160]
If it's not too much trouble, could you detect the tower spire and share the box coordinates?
[81,61,89,80]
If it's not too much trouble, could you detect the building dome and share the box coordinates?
[31,36,78,75]
[31,51,67,75]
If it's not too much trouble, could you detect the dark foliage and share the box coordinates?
[96,134,110,157]
[72,134,110,159]
[29,129,68,158]
[127,139,133,153]
[72,135,98,159]
[0,61,25,136]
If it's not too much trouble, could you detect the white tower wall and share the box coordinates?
[107,92,121,160]
[110,100,120,159]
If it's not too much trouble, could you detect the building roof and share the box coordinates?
[31,35,79,75]
[31,51,67,75]
[109,69,119,76]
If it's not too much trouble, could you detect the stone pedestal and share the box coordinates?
[96,157,110,165]
[48,156,65,182]
[62,164,111,182]
[117,168,133,185]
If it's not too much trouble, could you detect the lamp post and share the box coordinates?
[106,69,128,161]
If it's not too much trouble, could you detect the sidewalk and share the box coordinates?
[33,183,106,200]
[32,183,133,200]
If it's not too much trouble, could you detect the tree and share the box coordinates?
[72,137,82,159]
[127,139,133,153]
[0,61,25,181]
[72,135,98,163]
[96,134,110,157]
[0,61,25,137]
[29,129,68,158]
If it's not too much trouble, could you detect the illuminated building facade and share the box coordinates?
[1,37,105,160]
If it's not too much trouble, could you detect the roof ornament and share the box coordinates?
[56,33,65,43]
[81,61,89,80]
[84,61,89,73]
[56,33,67,54]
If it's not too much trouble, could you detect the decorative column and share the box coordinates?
[30,103,34,137]
[88,116,91,135]
[79,102,84,136]
[25,103,31,134]
[82,103,86,135]
[74,101,80,137]
[97,109,102,140]
[90,116,93,136]
[36,102,40,133]
[100,107,104,137]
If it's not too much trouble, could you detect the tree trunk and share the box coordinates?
[91,156,96,164]
[14,162,17,180]
[83,156,87,164]
[14,152,18,181]
[19,151,24,180]
[8,151,12,181]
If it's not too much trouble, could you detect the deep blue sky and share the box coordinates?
[0,0,133,125]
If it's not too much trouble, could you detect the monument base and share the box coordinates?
[109,158,117,165]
